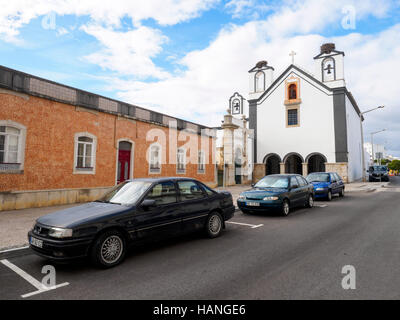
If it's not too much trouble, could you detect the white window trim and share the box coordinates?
[198,150,206,174]
[148,143,162,175]
[73,132,97,175]
[0,120,26,173]
[115,139,135,185]
[176,147,186,174]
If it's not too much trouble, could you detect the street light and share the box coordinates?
[360,106,385,182]
[371,129,386,164]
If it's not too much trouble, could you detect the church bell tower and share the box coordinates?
[248,60,274,100]
[314,43,345,88]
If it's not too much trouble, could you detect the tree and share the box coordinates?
[375,158,390,165]
[388,160,400,171]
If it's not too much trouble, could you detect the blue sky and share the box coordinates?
[0,0,400,156]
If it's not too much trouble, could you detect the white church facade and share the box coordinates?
[247,43,364,183]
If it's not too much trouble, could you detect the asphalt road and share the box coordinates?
[1,177,400,300]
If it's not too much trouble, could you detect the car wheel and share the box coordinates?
[339,188,345,197]
[205,212,223,238]
[90,230,126,268]
[326,190,332,201]
[282,200,290,216]
[306,194,314,208]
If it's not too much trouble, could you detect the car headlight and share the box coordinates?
[48,227,73,238]
[263,196,279,201]
[316,188,326,191]
[238,195,246,201]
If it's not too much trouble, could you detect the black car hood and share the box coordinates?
[37,202,130,228]
[242,188,287,199]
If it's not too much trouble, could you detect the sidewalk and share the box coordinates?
[0,181,390,252]
[344,181,390,192]
[0,203,81,251]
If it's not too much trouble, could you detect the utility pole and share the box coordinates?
[371,129,386,183]
[360,106,385,182]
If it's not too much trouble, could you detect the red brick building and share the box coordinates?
[0,65,216,210]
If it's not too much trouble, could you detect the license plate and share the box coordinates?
[246,202,260,207]
[30,237,43,248]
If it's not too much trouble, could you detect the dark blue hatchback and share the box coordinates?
[305,172,345,201]
[237,174,315,216]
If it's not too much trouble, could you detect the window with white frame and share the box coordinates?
[0,126,20,163]
[74,133,96,173]
[0,121,26,173]
[177,148,186,174]
[198,150,205,174]
[149,144,161,174]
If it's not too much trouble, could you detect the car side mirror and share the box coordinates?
[141,199,156,208]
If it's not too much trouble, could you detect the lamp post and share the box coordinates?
[371,129,386,164]
[360,106,384,182]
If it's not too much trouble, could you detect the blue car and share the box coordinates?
[306,172,345,201]
[237,174,315,216]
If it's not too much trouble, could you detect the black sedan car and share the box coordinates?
[237,174,314,216]
[28,178,235,268]
[368,165,390,182]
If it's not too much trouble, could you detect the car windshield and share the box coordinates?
[255,176,289,189]
[370,166,387,172]
[306,173,330,182]
[97,181,153,205]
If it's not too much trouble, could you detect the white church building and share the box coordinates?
[247,43,364,183]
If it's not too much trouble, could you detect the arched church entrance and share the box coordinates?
[307,153,327,174]
[284,153,303,174]
[264,153,281,175]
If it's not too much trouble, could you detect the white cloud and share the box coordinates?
[0,0,218,43]
[225,0,271,19]
[107,0,400,155]
[82,24,169,79]
[56,27,69,36]
[2,0,400,154]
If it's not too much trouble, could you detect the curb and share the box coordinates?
[0,245,31,260]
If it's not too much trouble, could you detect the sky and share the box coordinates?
[0,0,399,156]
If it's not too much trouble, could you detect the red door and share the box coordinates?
[117,150,131,184]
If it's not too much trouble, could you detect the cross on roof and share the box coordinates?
[289,50,297,64]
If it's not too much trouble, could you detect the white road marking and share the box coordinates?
[0,259,69,298]
[0,246,29,254]
[226,221,264,229]
[314,204,328,208]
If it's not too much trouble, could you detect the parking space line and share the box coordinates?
[0,259,69,298]
[226,221,264,229]
[314,204,328,208]
[0,246,29,254]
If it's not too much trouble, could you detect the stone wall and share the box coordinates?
[253,164,265,183]
[0,187,111,211]
[325,162,349,182]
